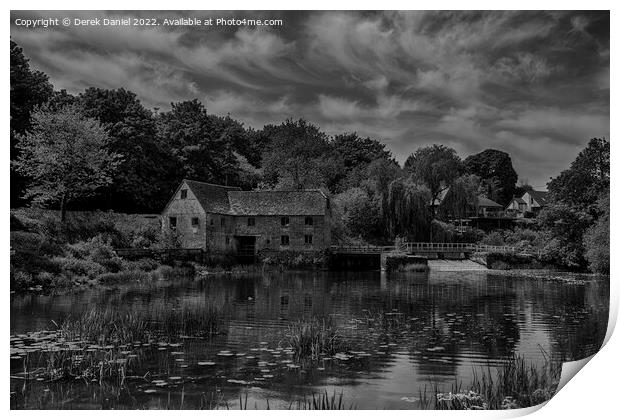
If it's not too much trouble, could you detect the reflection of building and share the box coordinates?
[506,190,549,218]
[161,179,331,255]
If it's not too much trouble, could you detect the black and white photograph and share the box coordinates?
[8,7,611,411]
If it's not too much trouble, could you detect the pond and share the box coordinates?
[10,270,609,409]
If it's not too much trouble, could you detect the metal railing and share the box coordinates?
[330,243,515,255]
[403,242,515,254]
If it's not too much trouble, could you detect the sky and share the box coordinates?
[10,10,609,189]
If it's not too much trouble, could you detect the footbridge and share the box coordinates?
[328,243,515,270]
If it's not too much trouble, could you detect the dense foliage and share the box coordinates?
[9,41,609,272]
[464,149,518,206]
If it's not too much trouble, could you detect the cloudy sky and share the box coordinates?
[11,10,609,188]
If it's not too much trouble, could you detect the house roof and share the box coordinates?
[228,190,327,216]
[184,180,241,213]
[527,190,550,206]
[477,196,503,208]
[180,180,327,216]
[512,197,526,204]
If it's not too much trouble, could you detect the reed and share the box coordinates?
[283,318,343,363]
[59,301,225,345]
[429,353,560,410]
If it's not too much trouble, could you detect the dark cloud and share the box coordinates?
[10,10,609,188]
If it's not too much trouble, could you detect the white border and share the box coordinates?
[3,2,616,420]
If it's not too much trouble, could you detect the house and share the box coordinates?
[475,196,503,217]
[506,190,549,217]
[161,179,331,256]
[505,196,527,217]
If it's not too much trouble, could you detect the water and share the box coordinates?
[10,270,609,409]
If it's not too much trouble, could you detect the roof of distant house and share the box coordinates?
[511,197,526,204]
[525,190,550,206]
[179,180,328,216]
[477,196,503,208]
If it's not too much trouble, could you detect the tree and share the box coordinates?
[548,138,609,211]
[463,149,518,205]
[13,105,122,221]
[583,191,609,274]
[404,145,463,215]
[10,40,53,206]
[437,174,481,221]
[333,187,382,242]
[158,99,240,187]
[537,203,591,269]
[78,87,176,212]
[385,178,431,241]
[261,119,342,190]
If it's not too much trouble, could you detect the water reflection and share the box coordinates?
[10,270,609,409]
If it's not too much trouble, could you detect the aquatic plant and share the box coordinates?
[283,318,343,363]
[428,353,560,410]
[59,301,224,345]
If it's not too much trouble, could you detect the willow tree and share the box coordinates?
[386,178,431,241]
[437,174,481,221]
[13,105,122,221]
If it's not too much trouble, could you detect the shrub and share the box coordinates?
[52,256,106,279]
[480,231,505,246]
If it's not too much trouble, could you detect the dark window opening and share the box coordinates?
[305,216,313,226]
[280,295,289,305]
[225,236,230,245]
[180,189,188,199]
[281,216,290,227]
[281,235,290,246]
[169,217,177,229]
[191,217,199,227]
[221,218,226,227]
[304,234,313,244]
[248,217,255,226]
[210,218,214,225]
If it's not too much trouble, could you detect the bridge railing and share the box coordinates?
[329,245,394,254]
[403,242,515,254]
[330,243,516,255]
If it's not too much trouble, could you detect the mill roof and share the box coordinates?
[179,180,328,216]
[183,180,241,213]
[228,190,327,216]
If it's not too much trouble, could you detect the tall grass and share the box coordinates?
[283,318,343,363]
[428,353,560,410]
[60,301,224,344]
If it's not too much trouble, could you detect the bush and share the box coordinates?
[52,257,106,279]
[480,231,505,246]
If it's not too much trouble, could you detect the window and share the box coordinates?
[180,189,188,199]
[169,217,177,229]
[281,216,290,227]
[304,216,313,226]
[248,217,255,226]
[225,236,230,245]
[221,218,226,227]
[281,235,290,246]
[210,218,214,226]
[191,217,199,227]
[304,234,313,245]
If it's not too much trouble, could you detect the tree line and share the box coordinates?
[10,40,610,271]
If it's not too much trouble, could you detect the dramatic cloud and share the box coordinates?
[10,10,609,188]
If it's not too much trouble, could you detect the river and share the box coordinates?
[10,269,609,409]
